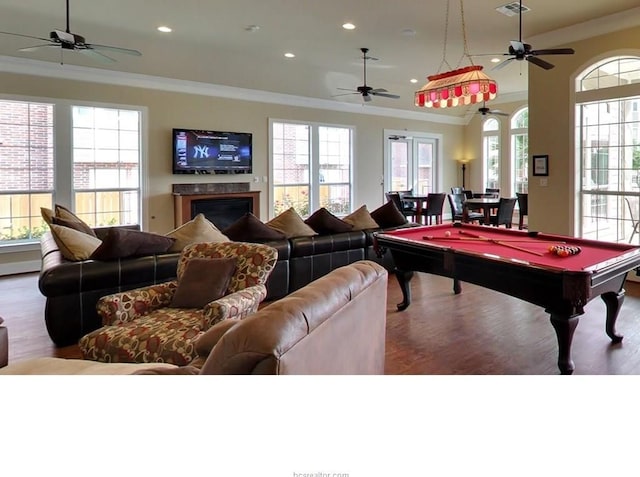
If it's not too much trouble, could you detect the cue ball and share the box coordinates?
[444,231,451,237]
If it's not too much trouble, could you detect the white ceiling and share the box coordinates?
[1,0,640,118]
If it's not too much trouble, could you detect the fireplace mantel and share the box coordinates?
[173,185,260,229]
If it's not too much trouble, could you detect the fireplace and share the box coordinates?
[173,183,260,229]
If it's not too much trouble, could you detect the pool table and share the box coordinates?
[374,223,640,374]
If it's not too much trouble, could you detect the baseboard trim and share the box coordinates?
[0,260,40,277]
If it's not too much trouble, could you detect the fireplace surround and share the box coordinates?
[173,183,260,230]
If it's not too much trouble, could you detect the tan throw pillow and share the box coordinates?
[170,258,237,308]
[342,205,380,230]
[266,207,317,238]
[54,204,97,237]
[41,207,54,226]
[166,213,229,252]
[49,224,103,261]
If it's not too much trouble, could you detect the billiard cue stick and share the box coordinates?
[458,230,545,257]
[423,235,564,244]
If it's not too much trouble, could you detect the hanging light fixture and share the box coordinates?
[415,0,497,109]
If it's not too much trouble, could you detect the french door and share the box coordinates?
[383,130,441,198]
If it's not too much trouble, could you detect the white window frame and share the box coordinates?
[0,93,147,251]
[482,118,500,191]
[510,107,529,196]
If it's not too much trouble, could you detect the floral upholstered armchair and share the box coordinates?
[79,242,278,365]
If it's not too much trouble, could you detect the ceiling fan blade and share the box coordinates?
[0,30,52,42]
[332,92,359,97]
[362,94,372,102]
[527,56,555,70]
[79,48,116,63]
[370,88,388,93]
[490,110,509,117]
[493,57,515,71]
[371,92,400,99]
[531,48,575,56]
[88,44,142,56]
[336,87,357,92]
[510,40,525,54]
[18,43,57,52]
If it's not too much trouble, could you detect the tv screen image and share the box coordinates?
[173,129,252,174]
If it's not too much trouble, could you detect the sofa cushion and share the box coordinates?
[90,228,175,261]
[342,205,380,230]
[266,207,317,238]
[49,224,102,261]
[54,204,97,237]
[370,201,407,228]
[223,212,287,242]
[166,213,229,252]
[304,208,353,235]
[171,257,237,308]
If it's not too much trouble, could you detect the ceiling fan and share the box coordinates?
[492,0,575,70]
[476,101,508,117]
[0,0,142,63]
[334,48,400,102]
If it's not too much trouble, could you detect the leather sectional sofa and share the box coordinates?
[39,225,403,347]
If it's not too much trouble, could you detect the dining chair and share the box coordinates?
[624,197,640,243]
[486,197,517,228]
[451,187,464,194]
[448,193,483,223]
[386,191,416,221]
[463,190,474,200]
[421,193,447,225]
[516,192,528,230]
[485,188,500,198]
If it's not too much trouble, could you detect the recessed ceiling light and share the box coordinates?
[342,23,356,30]
[245,24,260,32]
[402,28,416,36]
[491,57,501,63]
[410,78,418,83]
[284,52,295,58]
[157,26,172,33]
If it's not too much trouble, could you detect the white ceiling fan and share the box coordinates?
[0,0,142,63]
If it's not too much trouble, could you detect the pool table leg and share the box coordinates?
[549,313,579,375]
[601,290,625,343]
[394,269,414,311]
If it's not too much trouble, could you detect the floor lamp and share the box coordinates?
[460,161,467,189]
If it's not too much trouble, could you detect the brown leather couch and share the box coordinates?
[6,261,388,374]
[0,316,7,368]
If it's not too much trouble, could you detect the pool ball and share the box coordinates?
[444,231,451,237]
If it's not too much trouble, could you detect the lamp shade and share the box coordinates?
[415,65,497,109]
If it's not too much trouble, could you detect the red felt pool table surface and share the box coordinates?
[380,223,639,272]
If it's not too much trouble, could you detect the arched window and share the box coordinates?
[482,118,500,191]
[576,56,640,243]
[511,107,528,194]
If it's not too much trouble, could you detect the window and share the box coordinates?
[511,108,528,194]
[482,118,500,190]
[72,106,140,226]
[271,120,352,217]
[0,97,143,246]
[0,100,54,243]
[576,56,640,243]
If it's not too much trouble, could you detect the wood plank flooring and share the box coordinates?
[3,270,640,374]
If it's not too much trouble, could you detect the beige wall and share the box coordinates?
[529,25,640,235]
[0,70,464,272]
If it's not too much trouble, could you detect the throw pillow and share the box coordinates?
[370,200,408,228]
[90,228,175,261]
[51,216,96,237]
[304,208,353,235]
[222,212,287,242]
[41,207,54,226]
[166,213,229,252]
[49,224,103,261]
[266,207,317,238]
[342,205,380,230]
[53,204,98,237]
[170,257,237,308]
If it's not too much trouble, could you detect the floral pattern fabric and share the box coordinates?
[79,242,277,365]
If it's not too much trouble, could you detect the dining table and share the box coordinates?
[463,197,501,223]
[401,195,429,224]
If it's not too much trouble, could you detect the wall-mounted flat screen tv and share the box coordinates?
[173,129,252,174]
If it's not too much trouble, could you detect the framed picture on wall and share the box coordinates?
[533,155,549,176]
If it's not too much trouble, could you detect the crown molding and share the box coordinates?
[0,55,467,126]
